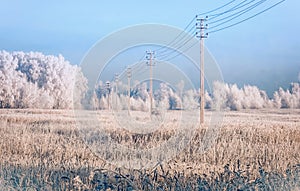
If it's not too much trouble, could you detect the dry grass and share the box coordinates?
[0,109,299,190]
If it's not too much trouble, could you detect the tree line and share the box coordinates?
[0,51,299,110]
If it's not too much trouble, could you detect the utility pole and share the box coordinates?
[114,73,119,110]
[196,17,208,125]
[146,51,155,115]
[127,67,132,115]
[106,81,111,111]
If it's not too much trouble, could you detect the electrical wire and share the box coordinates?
[154,16,196,54]
[155,24,196,56]
[132,62,147,75]
[127,0,285,70]
[155,28,197,59]
[208,0,285,34]
[208,0,267,27]
[155,1,241,55]
[156,35,198,62]
[118,53,146,80]
[133,66,149,78]
[165,40,198,62]
[197,0,238,16]
[154,1,249,62]
[208,0,256,20]
[156,32,197,61]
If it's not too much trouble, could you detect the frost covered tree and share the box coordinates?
[212,82,270,110]
[212,81,230,110]
[132,82,149,102]
[242,85,267,109]
[211,81,300,110]
[86,80,300,111]
[273,83,300,109]
[205,90,213,109]
[154,83,181,110]
[0,51,87,109]
[182,90,198,110]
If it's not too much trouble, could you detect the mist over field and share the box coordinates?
[0,51,299,111]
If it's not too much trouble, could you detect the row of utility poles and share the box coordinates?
[106,50,155,117]
[105,17,207,124]
[100,0,284,126]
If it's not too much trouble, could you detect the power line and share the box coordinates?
[151,0,284,125]
[207,0,267,27]
[155,1,242,55]
[197,0,238,16]
[208,0,285,34]
[117,53,146,80]
[208,0,256,19]
[155,24,196,56]
[156,29,197,60]
[155,1,257,61]
[160,37,198,62]
[149,0,283,61]
[132,64,148,77]
[156,34,197,61]
[154,16,196,54]
[131,61,146,72]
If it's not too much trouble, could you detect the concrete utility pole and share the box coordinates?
[106,81,111,110]
[196,17,208,125]
[146,51,155,115]
[127,67,132,114]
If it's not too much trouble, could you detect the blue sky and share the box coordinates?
[0,0,299,95]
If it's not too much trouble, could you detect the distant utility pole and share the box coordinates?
[146,50,155,115]
[114,73,119,110]
[106,81,111,110]
[127,67,132,114]
[196,17,208,125]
